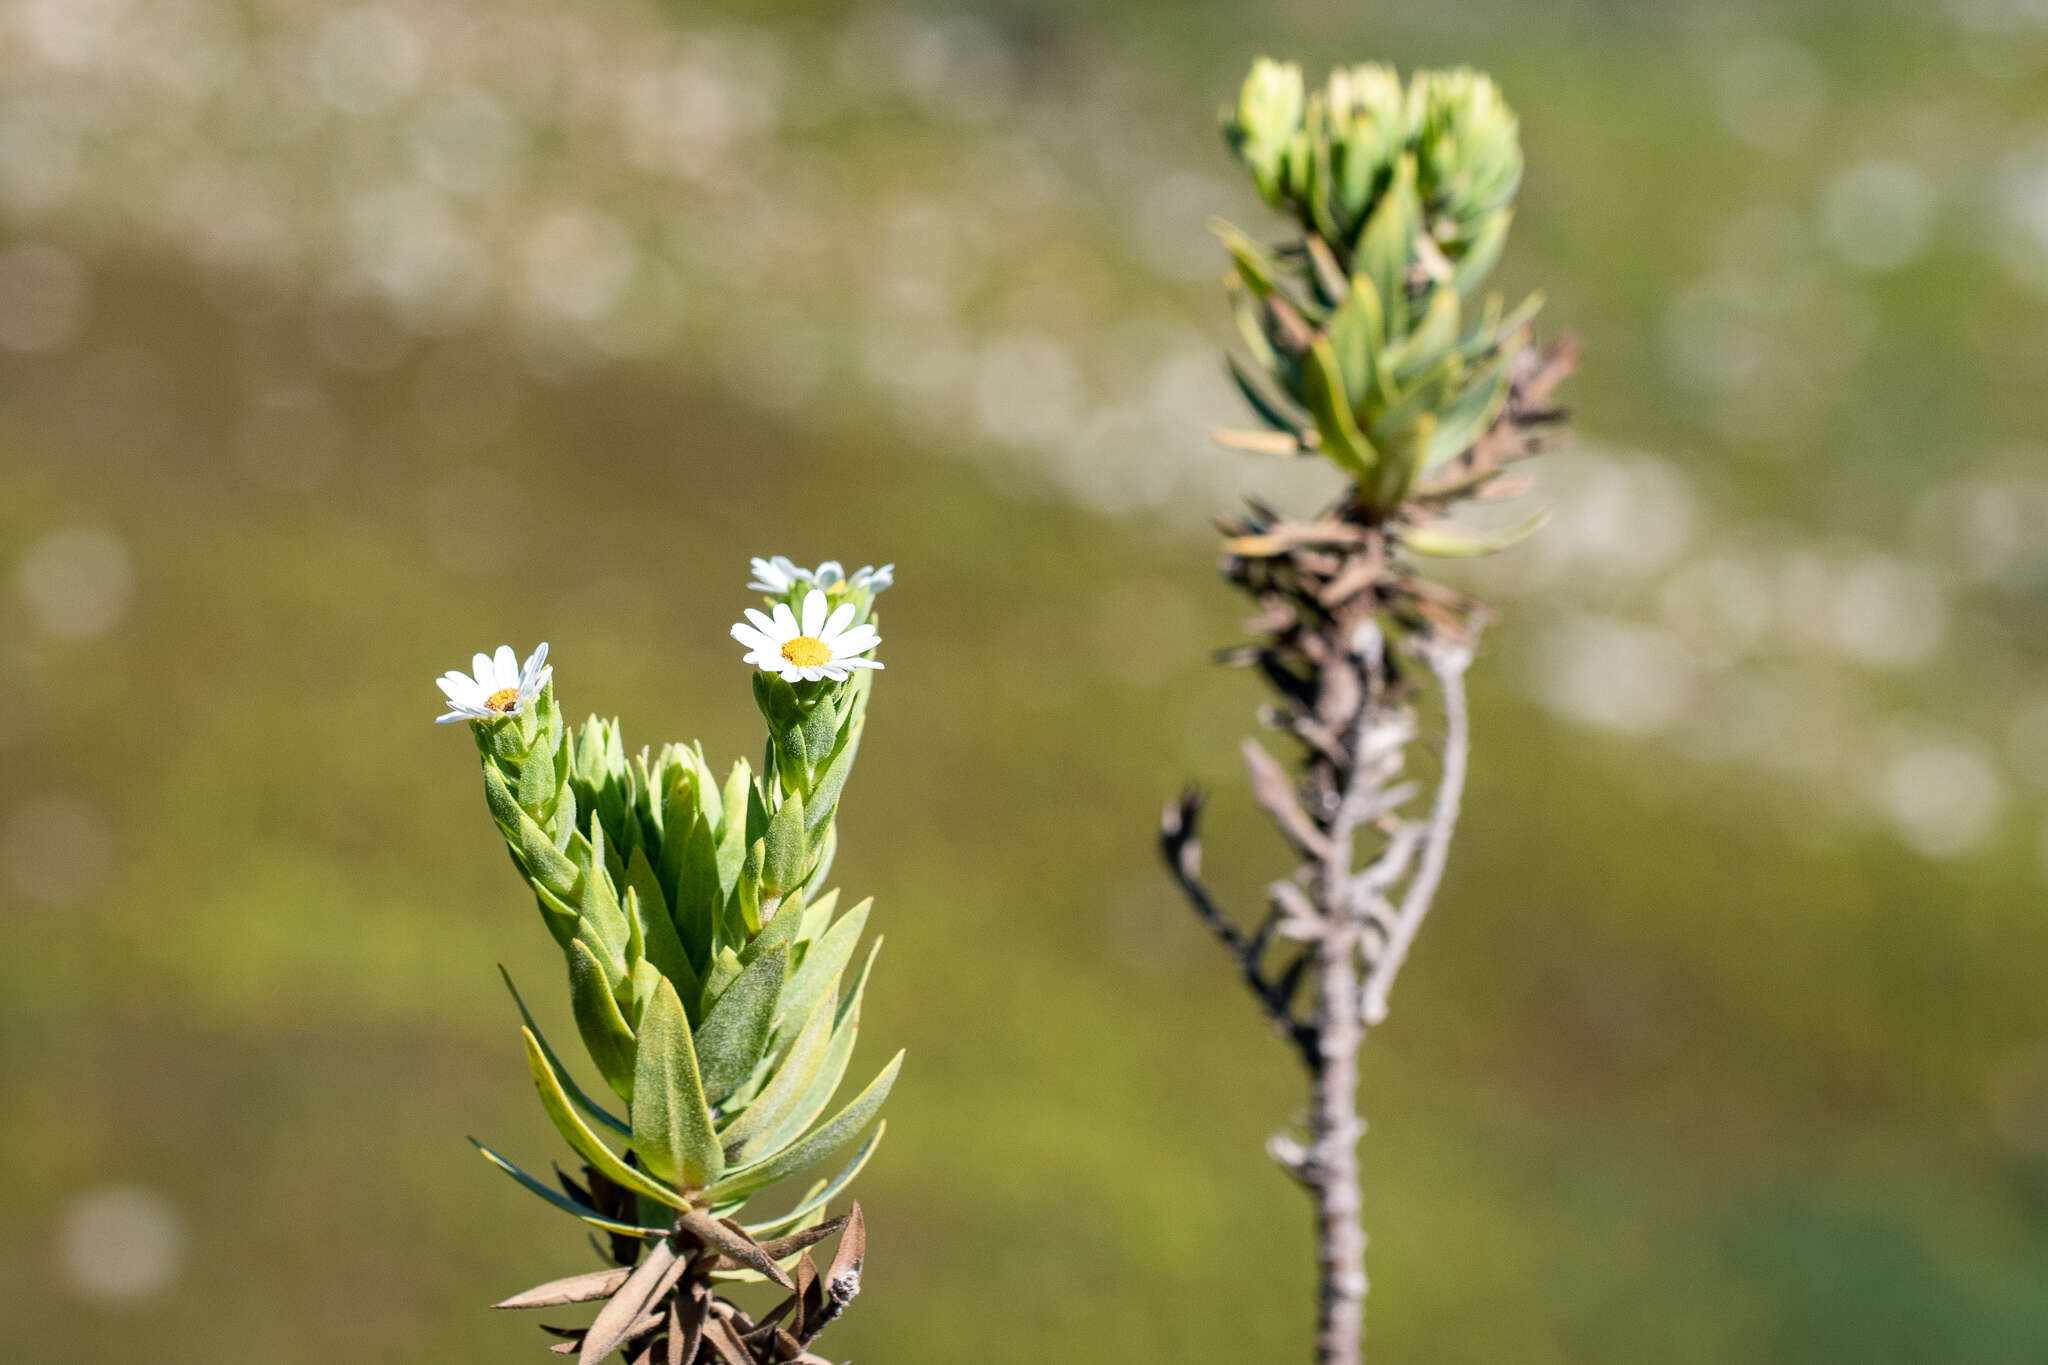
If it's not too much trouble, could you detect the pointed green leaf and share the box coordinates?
[1208,217,1280,297]
[1325,275,1384,405]
[470,1139,668,1239]
[775,898,868,1036]
[1451,208,1512,297]
[1390,284,1460,384]
[519,1027,687,1211]
[796,888,841,947]
[719,988,837,1164]
[739,1121,888,1239]
[1422,366,1512,472]
[694,946,787,1105]
[743,897,806,966]
[1227,351,1313,437]
[761,791,806,899]
[707,1051,903,1204]
[631,977,724,1190]
[761,938,880,1159]
[568,938,637,1102]
[1301,338,1378,479]
[1403,509,1550,557]
[1356,153,1418,337]
[803,723,861,833]
[499,967,629,1137]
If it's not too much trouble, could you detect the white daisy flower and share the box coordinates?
[747,556,813,595]
[435,643,552,725]
[731,590,883,683]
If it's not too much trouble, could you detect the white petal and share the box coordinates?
[800,589,828,637]
[815,561,844,587]
[821,662,849,681]
[771,601,799,636]
[820,601,857,640]
[471,652,493,682]
[800,665,826,682]
[488,645,514,687]
[521,642,550,686]
[744,607,781,638]
[435,710,471,724]
[437,675,476,702]
[732,623,778,653]
[838,656,883,671]
[831,627,880,656]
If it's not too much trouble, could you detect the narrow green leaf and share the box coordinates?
[568,938,638,1102]
[761,938,881,1158]
[631,977,725,1191]
[719,988,837,1164]
[803,727,861,834]
[799,697,838,783]
[775,898,869,1036]
[693,946,788,1105]
[1325,277,1384,406]
[707,1051,903,1204]
[499,967,629,1137]
[1227,352,1313,436]
[519,1027,687,1211]
[1208,217,1280,297]
[1301,338,1378,479]
[470,1139,669,1239]
[743,897,806,966]
[795,888,841,948]
[1356,153,1419,337]
[761,791,806,899]
[1390,285,1460,384]
[672,811,722,971]
[1422,367,1512,472]
[626,853,696,1011]
[740,1121,888,1239]
[1403,509,1550,557]
[515,810,579,899]
[1451,208,1512,297]
[516,735,554,814]
[482,758,523,832]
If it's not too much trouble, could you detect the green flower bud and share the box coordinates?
[1412,67,1522,248]
[1323,62,1409,228]
[1226,57,1306,207]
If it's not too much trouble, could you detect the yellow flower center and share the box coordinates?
[485,687,523,713]
[780,636,831,668]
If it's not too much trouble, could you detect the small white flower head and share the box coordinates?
[747,555,894,601]
[435,643,551,725]
[732,590,882,683]
[747,556,813,595]
[847,563,894,595]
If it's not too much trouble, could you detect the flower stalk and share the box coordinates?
[1161,58,1577,1365]
[441,559,897,1365]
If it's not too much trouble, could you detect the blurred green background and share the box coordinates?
[4,0,2048,1360]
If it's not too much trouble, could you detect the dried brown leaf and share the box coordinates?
[700,1315,753,1365]
[494,1268,632,1311]
[680,1210,795,1291]
[1241,739,1329,859]
[579,1240,679,1365]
